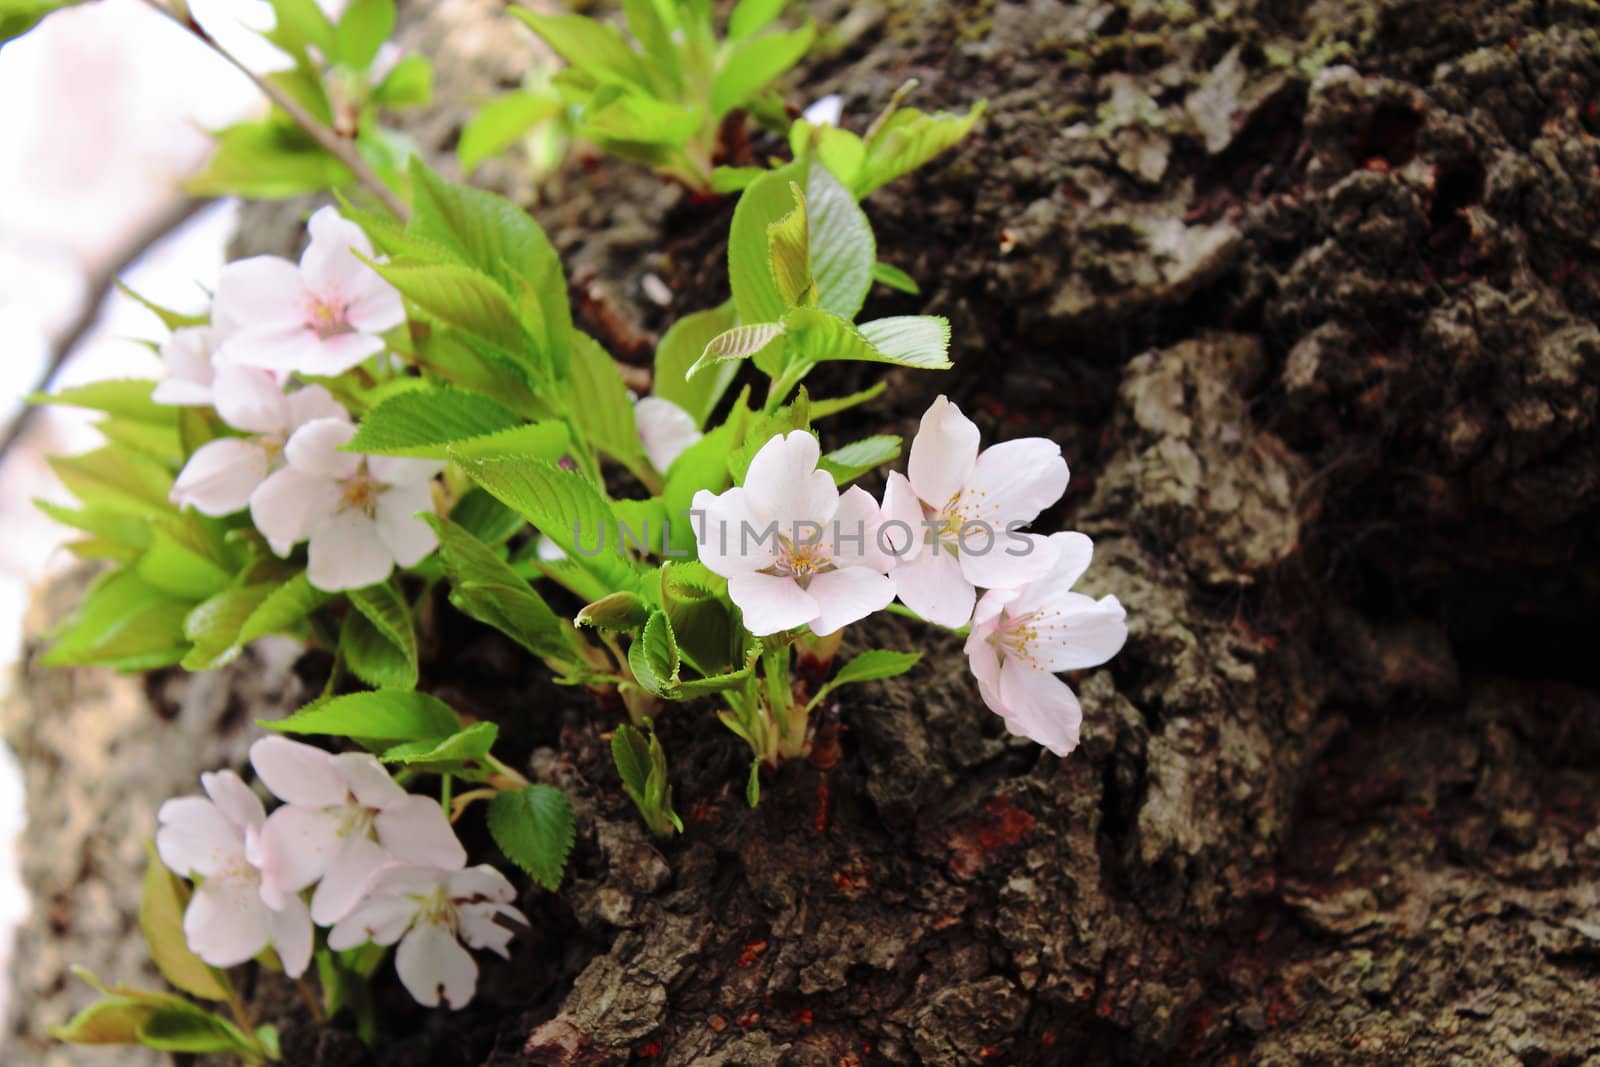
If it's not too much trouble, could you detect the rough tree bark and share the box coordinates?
[8,0,1600,1064]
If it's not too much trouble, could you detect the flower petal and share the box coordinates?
[328,891,419,950]
[311,332,387,376]
[957,530,1059,593]
[250,736,346,806]
[249,466,342,558]
[300,207,376,295]
[217,324,321,374]
[907,395,980,506]
[284,384,349,430]
[1008,531,1095,615]
[877,471,926,561]
[804,567,895,636]
[996,660,1083,757]
[726,572,819,636]
[267,892,314,978]
[307,511,395,592]
[373,483,440,569]
[636,396,702,473]
[961,437,1069,527]
[333,752,407,808]
[257,804,346,907]
[310,832,392,926]
[344,277,406,334]
[824,485,896,573]
[156,796,241,879]
[445,865,517,904]
[692,487,767,577]
[1031,593,1128,673]
[212,364,288,435]
[395,922,478,1009]
[376,795,467,871]
[458,903,517,958]
[892,547,974,628]
[285,418,361,479]
[202,770,265,831]
[367,455,445,485]
[964,622,1004,713]
[184,879,271,969]
[171,438,270,517]
[214,256,306,332]
[742,431,838,530]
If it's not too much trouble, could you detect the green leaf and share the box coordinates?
[137,1007,251,1054]
[182,583,278,671]
[727,0,786,40]
[871,260,920,294]
[41,569,191,671]
[611,723,651,797]
[810,381,887,419]
[621,0,678,76]
[140,841,228,1002]
[486,785,575,891]
[611,723,681,835]
[653,301,739,427]
[688,322,786,379]
[728,162,803,327]
[807,649,922,711]
[347,388,524,457]
[449,488,523,546]
[628,610,680,696]
[1,0,83,44]
[370,261,526,349]
[585,93,700,147]
[562,332,645,474]
[745,759,761,807]
[458,92,563,173]
[767,182,814,308]
[136,524,232,602]
[453,456,634,591]
[238,574,331,645]
[818,434,902,484]
[784,307,952,371]
[424,515,576,661]
[50,999,156,1046]
[510,11,649,90]
[710,165,765,193]
[114,282,207,331]
[268,0,338,56]
[855,101,986,198]
[50,446,174,517]
[576,590,652,632]
[345,582,418,689]
[373,53,434,108]
[31,379,169,423]
[381,721,498,765]
[34,500,153,553]
[334,0,395,70]
[802,158,875,322]
[710,22,814,116]
[186,119,351,199]
[265,690,460,743]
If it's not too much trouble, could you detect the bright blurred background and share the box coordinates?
[0,0,345,1029]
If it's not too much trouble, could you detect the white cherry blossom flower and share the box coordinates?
[693,431,896,637]
[155,770,312,977]
[169,367,347,517]
[152,326,223,406]
[803,94,844,127]
[250,737,467,926]
[880,396,1070,628]
[328,864,526,1010]
[214,207,404,378]
[635,396,701,473]
[963,532,1127,756]
[250,417,441,592]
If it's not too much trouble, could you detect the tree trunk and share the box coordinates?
[9,0,1600,1064]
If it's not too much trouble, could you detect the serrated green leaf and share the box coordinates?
[448,488,523,546]
[854,101,986,198]
[381,721,497,765]
[831,649,922,686]
[727,0,785,40]
[373,53,433,108]
[710,22,814,116]
[653,301,739,427]
[458,92,564,173]
[510,11,648,90]
[49,446,175,517]
[585,92,700,146]
[186,119,351,200]
[612,723,680,836]
[140,841,228,1002]
[871,260,920,294]
[31,379,169,423]
[424,515,575,661]
[137,1007,251,1054]
[803,158,874,321]
[562,332,646,475]
[818,434,901,484]
[265,690,460,743]
[370,261,526,349]
[268,0,337,55]
[612,724,651,796]
[34,499,153,552]
[487,785,574,891]
[49,999,156,1046]
[688,322,786,379]
[238,574,330,645]
[347,388,523,458]
[728,161,803,328]
[41,568,191,671]
[767,182,814,308]
[576,590,651,632]
[182,583,278,671]
[334,0,394,70]
[341,611,417,689]
[136,524,232,602]
[628,610,680,695]
[783,307,952,371]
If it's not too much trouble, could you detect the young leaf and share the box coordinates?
[767,183,815,308]
[50,999,157,1046]
[458,92,564,173]
[562,332,646,474]
[185,119,352,199]
[137,1007,252,1054]
[818,434,902,484]
[486,785,575,891]
[728,161,805,326]
[381,721,498,765]
[710,22,815,116]
[50,447,175,517]
[611,724,651,798]
[423,515,577,661]
[346,388,524,457]
[139,842,229,1002]
[576,590,652,632]
[370,261,527,350]
[41,569,191,671]
[611,723,681,836]
[237,573,331,645]
[585,93,700,146]
[373,54,433,108]
[871,260,921,294]
[783,307,952,370]
[264,690,461,743]
[510,11,649,90]
[114,281,208,331]
[653,301,739,427]
[802,158,875,321]
[340,609,417,690]
[628,610,681,696]
[807,649,923,711]
[31,379,169,423]
[182,583,278,671]
[727,0,786,40]
[334,0,395,70]
[854,101,987,198]
[268,0,338,56]
[688,322,786,379]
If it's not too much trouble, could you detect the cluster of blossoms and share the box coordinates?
[155,737,527,1009]
[161,207,441,592]
[694,397,1128,756]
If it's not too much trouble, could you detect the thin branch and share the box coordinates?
[140,0,411,221]
[0,195,209,464]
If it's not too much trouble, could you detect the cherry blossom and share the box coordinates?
[693,431,896,637]
[214,207,404,378]
[169,367,346,517]
[803,94,844,127]
[963,532,1127,756]
[327,864,526,1010]
[635,396,701,473]
[152,326,223,406]
[154,770,312,976]
[250,737,466,925]
[249,417,441,592]
[880,395,1070,628]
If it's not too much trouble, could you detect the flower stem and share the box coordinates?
[138,0,411,221]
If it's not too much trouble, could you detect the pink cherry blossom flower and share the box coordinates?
[152,326,223,406]
[327,864,526,1010]
[169,367,347,517]
[250,737,467,926]
[635,396,701,473]
[880,396,1070,628]
[963,532,1127,756]
[693,431,896,637]
[154,770,312,976]
[250,417,442,592]
[213,207,404,378]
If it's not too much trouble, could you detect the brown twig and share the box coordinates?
[139,0,411,221]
